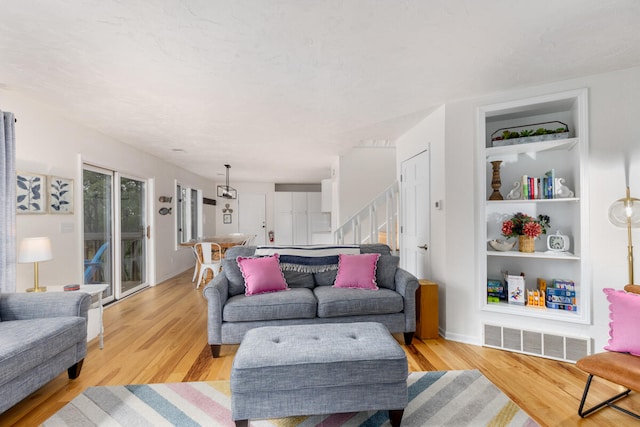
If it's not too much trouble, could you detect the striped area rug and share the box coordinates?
[42,370,539,426]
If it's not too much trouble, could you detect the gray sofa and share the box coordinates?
[203,244,420,358]
[0,291,91,414]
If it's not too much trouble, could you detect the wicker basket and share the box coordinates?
[518,235,535,253]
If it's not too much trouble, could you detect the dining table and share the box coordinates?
[180,234,254,285]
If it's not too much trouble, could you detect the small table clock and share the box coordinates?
[547,231,570,252]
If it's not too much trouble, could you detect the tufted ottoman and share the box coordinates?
[230,322,408,426]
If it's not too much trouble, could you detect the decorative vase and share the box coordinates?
[518,235,535,253]
[489,161,503,200]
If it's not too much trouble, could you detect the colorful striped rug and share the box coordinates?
[42,370,539,426]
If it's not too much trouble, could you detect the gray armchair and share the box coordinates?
[0,291,90,414]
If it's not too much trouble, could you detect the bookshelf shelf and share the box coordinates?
[486,198,580,205]
[487,250,580,260]
[486,137,579,160]
[483,301,584,323]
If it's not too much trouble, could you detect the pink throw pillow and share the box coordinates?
[603,288,640,355]
[237,254,288,296]
[333,253,381,290]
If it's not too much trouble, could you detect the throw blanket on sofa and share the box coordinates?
[254,245,360,273]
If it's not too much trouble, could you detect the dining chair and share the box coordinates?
[195,242,223,288]
[190,246,200,283]
[241,234,256,245]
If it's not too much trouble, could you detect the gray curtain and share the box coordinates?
[1,110,16,293]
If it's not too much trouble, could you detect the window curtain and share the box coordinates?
[0,110,16,293]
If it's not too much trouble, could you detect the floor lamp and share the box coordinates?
[18,237,53,292]
[608,187,640,289]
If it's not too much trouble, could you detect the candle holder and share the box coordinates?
[489,160,504,200]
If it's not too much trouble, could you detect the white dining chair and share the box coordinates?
[194,242,223,289]
[190,246,200,283]
[241,234,256,245]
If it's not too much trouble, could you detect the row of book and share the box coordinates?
[520,169,555,199]
[487,277,577,311]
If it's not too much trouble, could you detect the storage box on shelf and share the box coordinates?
[478,88,589,325]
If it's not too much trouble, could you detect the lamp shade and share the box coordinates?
[609,189,640,228]
[18,237,53,263]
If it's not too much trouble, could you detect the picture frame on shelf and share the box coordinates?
[16,171,46,214]
[48,176,74,214]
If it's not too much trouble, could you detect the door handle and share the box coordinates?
[417,244,428,250]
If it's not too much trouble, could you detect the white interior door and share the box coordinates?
[401,150,431,279]
[238,192,266,245]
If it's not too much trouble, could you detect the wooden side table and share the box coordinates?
[416,280,439,340]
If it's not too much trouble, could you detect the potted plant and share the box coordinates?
[501,212,550,253]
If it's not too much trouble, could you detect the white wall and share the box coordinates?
[336,146,396,226]
[395,66,640,351]
[213,181,275,240]
[3,89,213,292]
[395,105,447,331]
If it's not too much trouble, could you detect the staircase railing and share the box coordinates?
[334,182,400,252]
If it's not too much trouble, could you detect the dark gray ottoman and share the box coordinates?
[230,322,408,426]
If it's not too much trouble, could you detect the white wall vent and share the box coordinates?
[483,324,591,363]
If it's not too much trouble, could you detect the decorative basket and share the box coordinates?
[518,235,535,253]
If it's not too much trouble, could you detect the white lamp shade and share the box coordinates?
[18,237,53,263]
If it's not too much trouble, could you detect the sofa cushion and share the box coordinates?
[333,253,381,290]
[0,317,86,386]
[360,244,392,255]
[376,255,399,290]
[282,271,315,289]
[314,270,338,286]
[222,246,259,296]
[223,288,317,322]
[237,254,288,296]
[314,286,404,318]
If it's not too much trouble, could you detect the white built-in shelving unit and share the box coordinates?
[477,88,590,325]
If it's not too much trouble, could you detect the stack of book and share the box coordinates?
[487,279,506,303]
[546,279,577,311]
[520,169,555,199]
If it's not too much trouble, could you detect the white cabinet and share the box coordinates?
[274,192,330,245]
[477,88,590,324]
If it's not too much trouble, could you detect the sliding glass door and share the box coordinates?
[83,165,148,300]
[119,175,147,296]
[83,166,114,301]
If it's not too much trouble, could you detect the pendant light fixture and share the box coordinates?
[217,164,237,199]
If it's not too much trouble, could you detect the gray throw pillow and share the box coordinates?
[376,255,399,290]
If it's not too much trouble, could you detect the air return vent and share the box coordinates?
[483,324,590,363]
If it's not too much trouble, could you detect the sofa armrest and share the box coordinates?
[394,268,420,332]
[0,292,91,322]
[203,273,230,345]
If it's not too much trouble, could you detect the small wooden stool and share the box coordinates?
[576,351,640,419]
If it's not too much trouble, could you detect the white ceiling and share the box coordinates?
[1,0,640,183]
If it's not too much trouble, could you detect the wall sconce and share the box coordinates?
[18,237,53,292]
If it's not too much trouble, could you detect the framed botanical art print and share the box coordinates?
[49,176,74,214]
[16,172,46,214]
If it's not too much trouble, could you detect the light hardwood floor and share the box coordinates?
[2,270,639,426]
